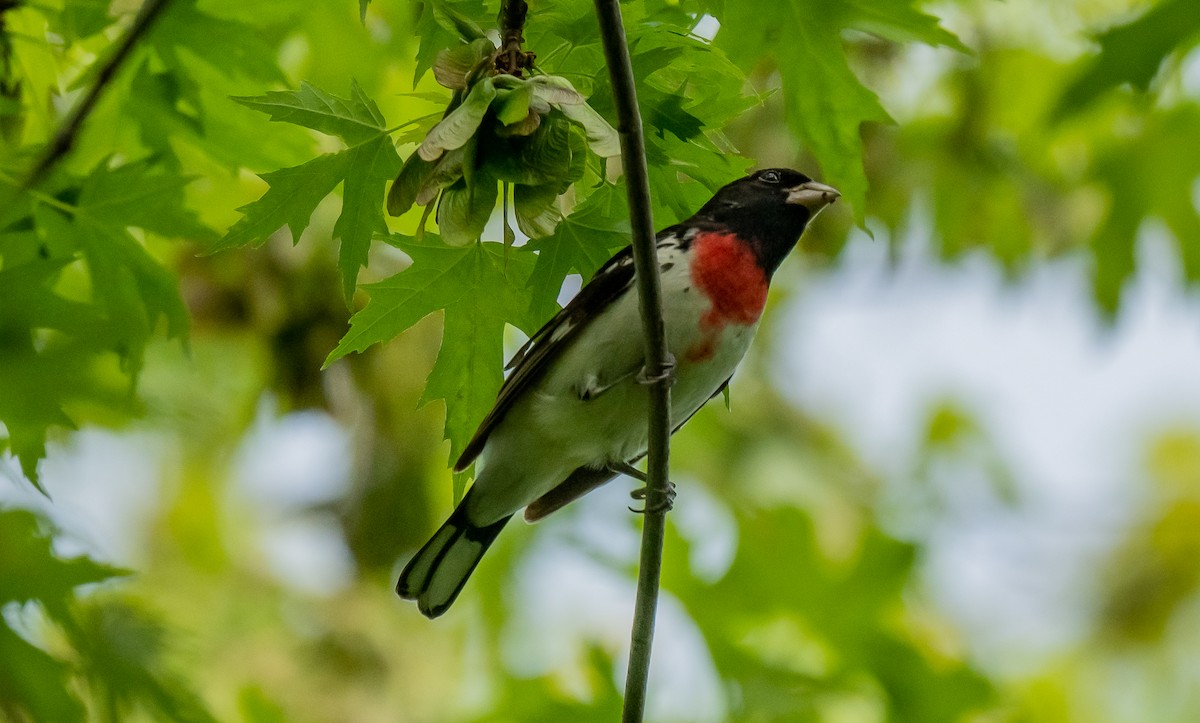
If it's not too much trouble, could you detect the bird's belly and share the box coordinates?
[533,318,757,465]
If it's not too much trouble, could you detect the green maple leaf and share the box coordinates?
[1089,107,1200,316]
[334,140,400,296]
[210,152,349,252]
[0,341,91,492]
[412,0,490,86]
[836,0,969,52]
[121,62,312,173]
[0,509,129,607]
[46,0,113,42]
[325,236,539,479]
[0,625,86,723]
[0,258,93,490]
[531,12,756,229]
[645,138,753,225]
[72,162,200,352]
[68,601,220,723]
[216,82,402,299]
[86,1,295,174]
[624,28,757,124]
[1055,0,1200,118]
[70,162,197,372]
[716,0,967,223]
[234,82,394,146]
[77,158,215,242]
[526,183,631,321]
[1,160,202,486]
[776,11,892,227]
[641,84,705,143]
[0,509,129,723]
[0,258,102,337]
[149,0,286,84]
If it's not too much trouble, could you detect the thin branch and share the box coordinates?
[495,0,534,76]
[21,0,173,190]
[592,2,674,721]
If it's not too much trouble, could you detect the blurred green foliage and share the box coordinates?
[1,509,213,722]
[1,0,1199,720]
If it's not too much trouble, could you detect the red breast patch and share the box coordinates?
[685,231,767,361]
[691,231,768,327]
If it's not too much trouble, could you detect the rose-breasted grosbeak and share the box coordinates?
[398,168,839,618]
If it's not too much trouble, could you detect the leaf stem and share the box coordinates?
[592,2,673,721]
[21,0,174,190]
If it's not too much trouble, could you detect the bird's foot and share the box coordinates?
[629,481,676,514]
[610,461,675,514]
[636,353,676,386]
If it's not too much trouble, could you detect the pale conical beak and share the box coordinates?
[786,181,840,211]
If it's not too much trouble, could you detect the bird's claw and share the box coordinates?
[628,481,676,514]
[637,353,677,386]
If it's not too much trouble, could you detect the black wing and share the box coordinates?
[453,244,638,471]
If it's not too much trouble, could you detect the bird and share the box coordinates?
[397,168,839,618]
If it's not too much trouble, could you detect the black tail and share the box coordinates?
[396,493,511,619]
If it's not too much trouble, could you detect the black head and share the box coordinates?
[690,168,839,275]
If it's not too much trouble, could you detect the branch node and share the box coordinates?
[495,0,535,77]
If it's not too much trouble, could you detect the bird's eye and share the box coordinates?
[760,170,781,184]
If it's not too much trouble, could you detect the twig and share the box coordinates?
[21,0,173,190]
[495,0,534,76]
[592,2,673,721]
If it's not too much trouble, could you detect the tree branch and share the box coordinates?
[592,2,673,721]
[495,0,534,76]
[21,0,173,190]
